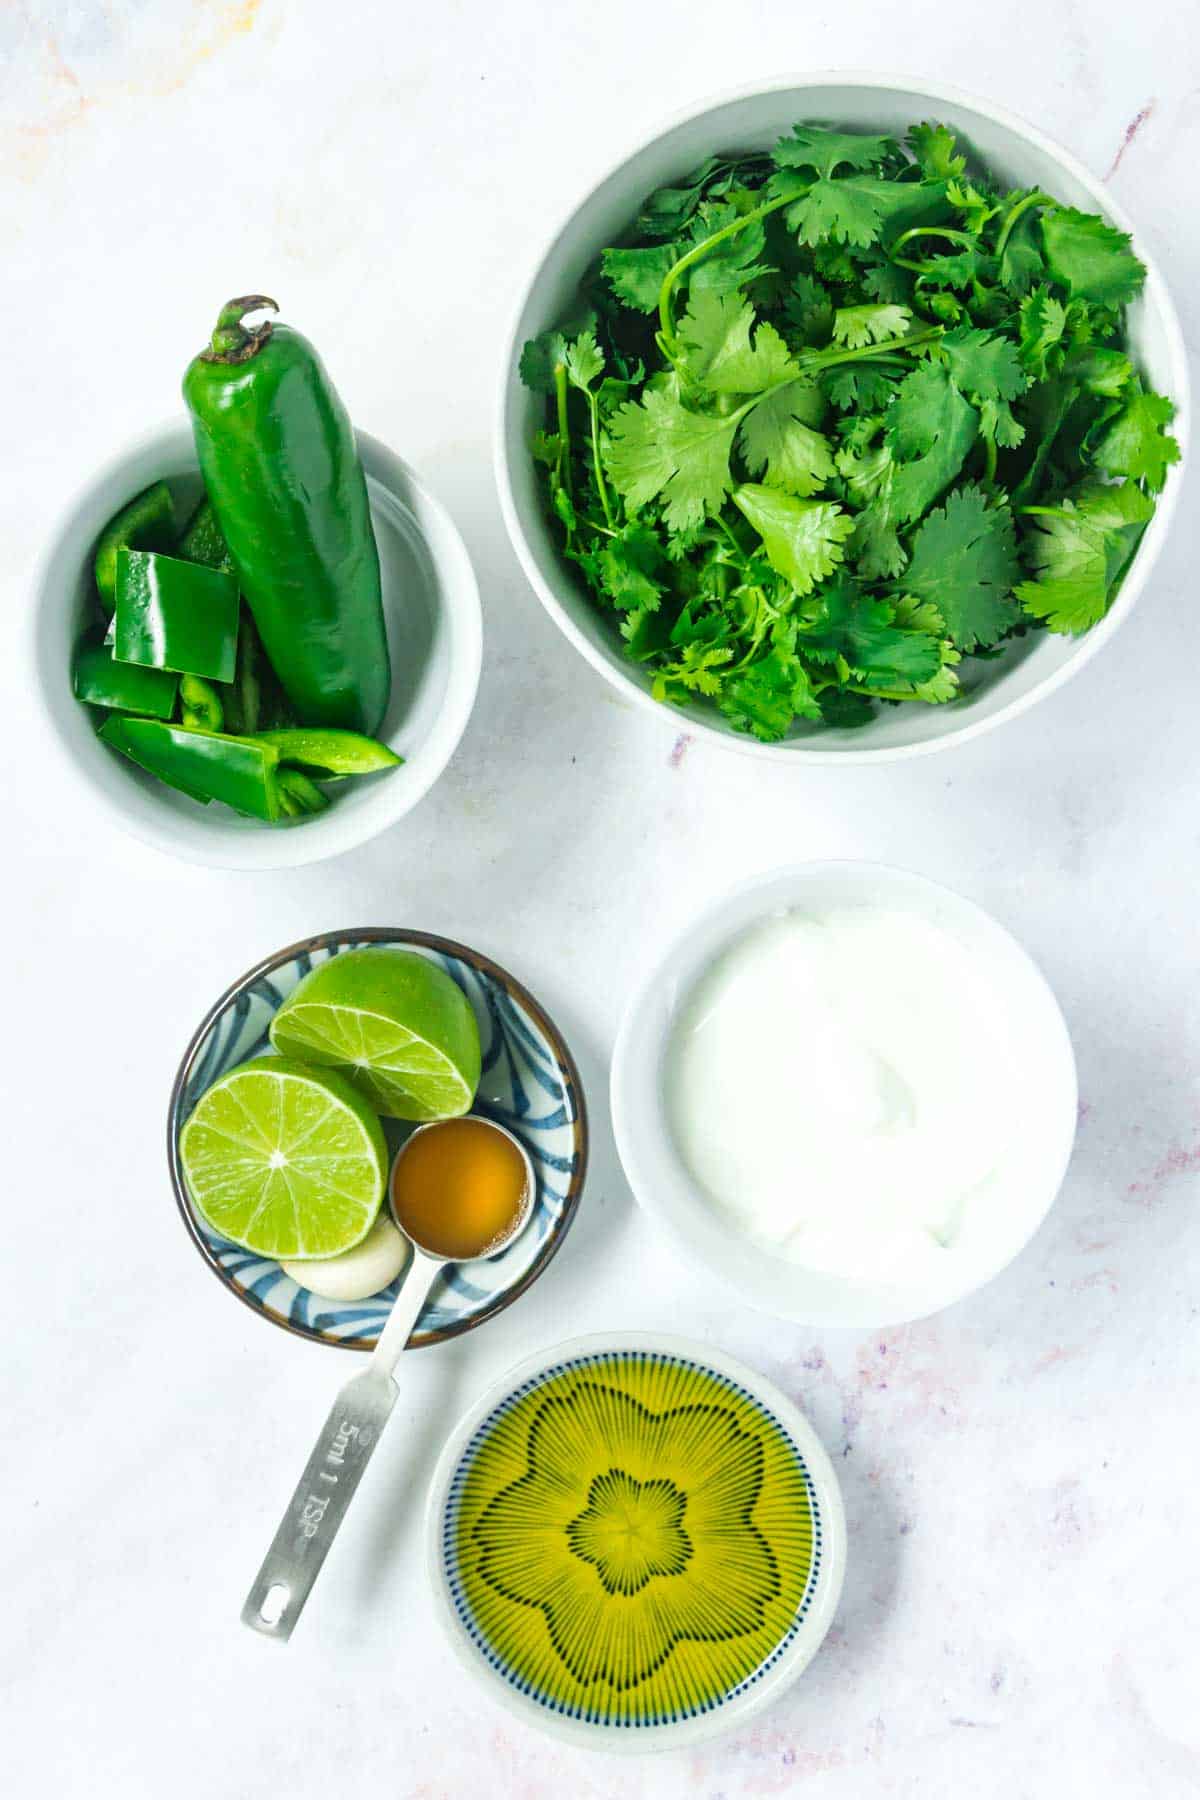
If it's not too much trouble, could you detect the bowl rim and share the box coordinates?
[29,417,484,869]
[167,927,589,1351]
[609,859,1078,1328]
[495,69,1191,765]
[423,1329,847,1751]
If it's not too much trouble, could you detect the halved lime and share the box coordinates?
[268,948,481,1121]
[179,1055,387,1259]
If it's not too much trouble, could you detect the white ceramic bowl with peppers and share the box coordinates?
[31,421,482,871]
[497,73,1189,763]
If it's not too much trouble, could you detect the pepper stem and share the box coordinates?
[203,295,279,364]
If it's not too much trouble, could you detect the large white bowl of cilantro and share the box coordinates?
[496,76,1188,760]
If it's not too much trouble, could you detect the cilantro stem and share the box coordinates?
[553,361,572,499]
[890,226,976,256]
[994,190,1050,258]
[810,676,920,702]
[798,326,942,372]
[983,435,998,485]
[657,192,795,355]
[585,390,614,529]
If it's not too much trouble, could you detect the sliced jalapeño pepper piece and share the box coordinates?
[277,769,331,816]
[94,481,176,611]
[179,674,224,732]
[115,549,239,681]
[252,728,402,777]
[98,718,282,820]
[73,642,178,719]
[175,499,264,731]
[177,498,236,574]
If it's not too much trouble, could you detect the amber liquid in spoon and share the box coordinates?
[391,1117,529,1259]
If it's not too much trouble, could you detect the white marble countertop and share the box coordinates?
[4,3,1199,1794]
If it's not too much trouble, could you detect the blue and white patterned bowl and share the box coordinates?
[167,929,587,1350]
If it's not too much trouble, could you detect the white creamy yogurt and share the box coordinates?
[665,904,1025,1282]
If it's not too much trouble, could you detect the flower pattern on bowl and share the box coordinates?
[441,1348,824,1729]
[567,1469,691,1598]
[167,929,587,1350]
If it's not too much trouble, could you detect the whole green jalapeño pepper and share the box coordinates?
[182,296,390,735]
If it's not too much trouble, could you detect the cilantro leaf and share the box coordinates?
[1068,346,1133,398]
[831,303,912,348]
[719,641,821,740]
[978,397,1025,448]
[823,366,896,411]
[835,439,907,579]
[773,124,896,178]
[1041,207,1145,307]
[1090,379,1180,493]
[773,171,952,251]
[907,122,967,181]
[802,576,943,684]
[731,484,855,594]
[1018,287,1067,378]
[937,327,1029,402]
[901,485,1020,650]
[853,506,906,582]
[911,658,962,704]
[679,290,796,393]
[885,362,979,522]
[519,329,567,394]
[998,200,1045,293]
[782,272,835,343]
[1015,478,1154,633]
[602,202,769,314]
[684,203,772,296]
[605,383,739,531]
[775,172,887,248]
[817,687,875,728]
[739,384,834,496]
[635,157,725,238]
[601,243,677,313]
[519,307,599,391]
[947,178,999,235]
[913,249,987,291]
[886,598,963,703]
[591,522,666,612]
[653,640,734,698]
[563,327,605,392]
[859,254,914,304]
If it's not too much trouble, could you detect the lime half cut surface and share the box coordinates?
[180,1056,388,1259]
[268,948,482,1121]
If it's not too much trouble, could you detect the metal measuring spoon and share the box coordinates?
[241,1116,534,1642]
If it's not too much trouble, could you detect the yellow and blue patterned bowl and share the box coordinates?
[168,928,587,1351]
[426,1334,845,1749]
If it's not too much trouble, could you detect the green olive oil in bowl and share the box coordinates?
[428,1336,845,1748]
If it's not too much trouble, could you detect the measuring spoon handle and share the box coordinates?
[369,1247,444,1378]
[241,1251,442,1641]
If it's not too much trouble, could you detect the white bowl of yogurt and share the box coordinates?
[610,863,1077,1328]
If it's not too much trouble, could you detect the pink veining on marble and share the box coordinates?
[1126,1137,1200,1201]
[1106,98,1157,177]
